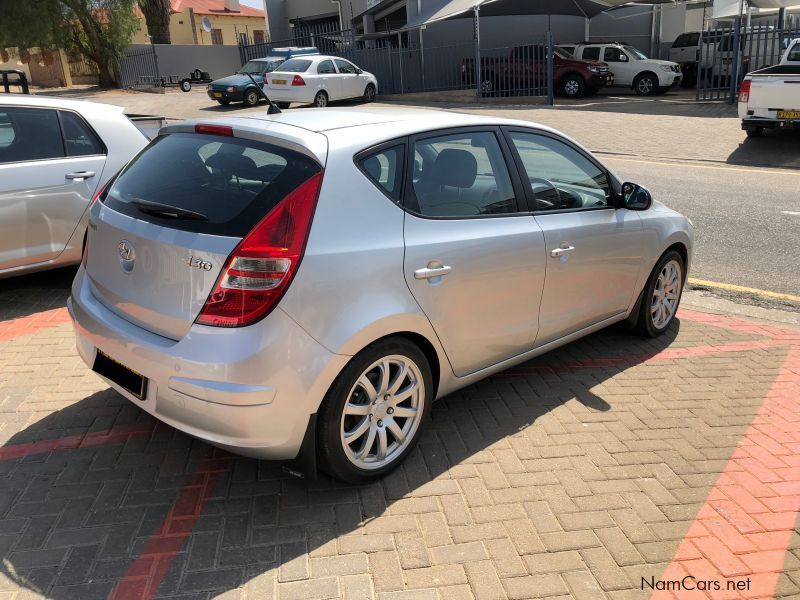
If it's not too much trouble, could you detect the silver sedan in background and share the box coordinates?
[0,96,148,278]
[68,108,692,482]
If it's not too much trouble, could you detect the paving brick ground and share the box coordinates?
[1,267,799,600]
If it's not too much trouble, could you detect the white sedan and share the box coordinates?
[263,55,378,108]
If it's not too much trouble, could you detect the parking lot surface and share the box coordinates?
[1,268,799,600]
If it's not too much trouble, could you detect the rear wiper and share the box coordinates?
[131,198,208,221]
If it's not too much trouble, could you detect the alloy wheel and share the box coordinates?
[637,77,654,95]
[564,80,580,96]
[480,79,494,94]
[650,259,681,329]
[340,355,425,470]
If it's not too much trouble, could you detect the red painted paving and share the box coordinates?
[0,307,71,341]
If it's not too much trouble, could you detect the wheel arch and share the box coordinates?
[633,70,658,88]
[559,70,586,86]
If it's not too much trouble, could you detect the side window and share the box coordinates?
[60,111,104,157]
[317,59,336,74]
[358,144,404,201]
[788,42,800,62]
[582,47,601,61]
[560,46,576,56]
[334,59,357,74]
[409,131,516,218]
[603,48,622,62]
[508,131,610,212]
[688,33,700,47]
[0,107,64,164]
[673,33,689,48]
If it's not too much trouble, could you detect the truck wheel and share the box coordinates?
[746,127,763,138]
[243,88,260,107]
[634,73,657,96]
[561,75,585,98]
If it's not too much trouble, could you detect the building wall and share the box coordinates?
[126,44,243,79]
[133,9,268,45]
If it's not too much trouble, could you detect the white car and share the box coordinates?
[560,43,682,95]
[0,96,148,278]
[263,55,378,108]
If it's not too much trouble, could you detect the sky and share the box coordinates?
[240,0,265,9]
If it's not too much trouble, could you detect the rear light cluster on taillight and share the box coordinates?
[196,171,323,328]
[738,79,751,103]
[292,75,306,86]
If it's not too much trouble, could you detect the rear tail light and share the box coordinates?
[292,75,306,86]
[738,79,751,103]
[195,124,233,136]
[196,171,323,327]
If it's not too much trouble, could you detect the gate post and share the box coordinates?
[546,31,554,106]
[473,6,481,98]
[151,44,161,81]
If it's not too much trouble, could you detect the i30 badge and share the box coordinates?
[118,239,136,272]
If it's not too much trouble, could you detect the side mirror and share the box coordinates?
[356,68,363,75]
[620,182,652,210]
[620,53,628,62]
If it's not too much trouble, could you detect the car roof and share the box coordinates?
[0,94,124,115]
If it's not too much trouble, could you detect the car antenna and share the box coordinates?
[244,72,281,114]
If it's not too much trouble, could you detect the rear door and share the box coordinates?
[504,128,646,346]
[401,127,546,377]
[0,106,106,271]
[86,127,324,340]
[316,59,342,99]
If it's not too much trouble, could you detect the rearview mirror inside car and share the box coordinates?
[621,182,652,210]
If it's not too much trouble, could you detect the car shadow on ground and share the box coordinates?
[0,313,680,598]
[726,129,800,169]
[0,267,75,321]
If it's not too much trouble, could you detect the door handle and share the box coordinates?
[414,265,452,280]
[550,245,575,257]
[66,171,95,180]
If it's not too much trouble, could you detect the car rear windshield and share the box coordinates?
[104,132,321,236]
[275,58,312,72]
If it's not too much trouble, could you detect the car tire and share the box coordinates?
[746,127,764,138]
[561,74,585,98]
[634,73,657,96]
[217,99,231,105]
[180,79,192,92]
[276,102,291,109]
[363,83,376,103]
[635,250,685,337]
[243,88,260,107]
[314,91,329,108]
[479,75,496,97]
[317,337,433,483]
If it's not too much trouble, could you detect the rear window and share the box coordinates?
[275,59,312,72]
[104,132,321,236]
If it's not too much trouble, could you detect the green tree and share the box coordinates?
[0,0,139,87]
[139,0,172,44]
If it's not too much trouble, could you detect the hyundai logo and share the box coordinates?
[118,239,136,272]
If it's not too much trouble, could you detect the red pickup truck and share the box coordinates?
[462,45,614,98]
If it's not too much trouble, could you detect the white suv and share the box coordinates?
[560,42,682,95]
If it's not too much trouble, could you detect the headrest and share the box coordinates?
[205,153,258,180]
[432,149,477,188]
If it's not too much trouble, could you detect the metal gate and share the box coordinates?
[117,46,160,89]
[238,29,554,100]
[697,20,800,102]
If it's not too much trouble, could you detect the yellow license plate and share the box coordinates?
[777,111,800,119]
[271,79,286,85]
[213,92,222,97]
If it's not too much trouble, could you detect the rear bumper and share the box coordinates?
[263,88,314,104]
[68,267,348,460]
[742,117,800,131]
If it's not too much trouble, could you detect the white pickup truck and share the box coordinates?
[739,38,800,138]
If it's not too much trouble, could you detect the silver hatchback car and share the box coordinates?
[69,108,692,482]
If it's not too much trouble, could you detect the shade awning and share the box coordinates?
[713,0,800,18]
[405,0,674,30]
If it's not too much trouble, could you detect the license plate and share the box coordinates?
[213,92,222,98]
[271,79,286,85]
[93,349,148,400]
[777,110,800,119]
[606,77,614,86]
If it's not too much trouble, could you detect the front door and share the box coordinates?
[504,128,646,346]
[402,128,546,377]
[0,106,106,271]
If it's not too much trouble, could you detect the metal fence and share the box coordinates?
[117,46,160,89]
[697,21,800,101]
[238,28,554,100]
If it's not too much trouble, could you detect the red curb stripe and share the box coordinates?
[108,454,232,600]
[0,423,156,461]
[678,309,800,342]
[0,307,71,341]
[652,344,800,600]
